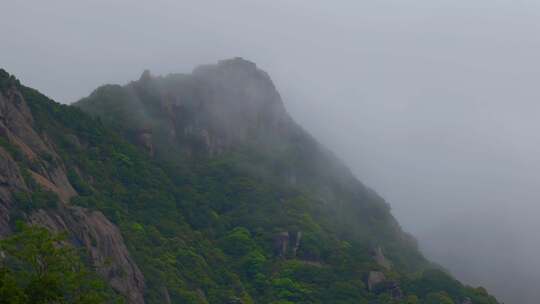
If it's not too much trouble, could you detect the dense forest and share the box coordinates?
[0,62,500,303]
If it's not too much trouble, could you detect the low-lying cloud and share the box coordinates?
[4,1,540,302]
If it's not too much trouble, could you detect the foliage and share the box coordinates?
[0,70,501,303]
[13,190,59,212]
[0,137,24,162]
[0,224,118,304]
[424,292,455,304]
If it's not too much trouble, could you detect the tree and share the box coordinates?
[0,224,118,303]
[425,292,454,304]
[221,227,255,256]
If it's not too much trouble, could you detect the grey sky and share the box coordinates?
[3,1,540,302]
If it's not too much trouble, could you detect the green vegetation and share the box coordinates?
[12,190,59,212]
[0,70,501,303]
[0,224,118,304]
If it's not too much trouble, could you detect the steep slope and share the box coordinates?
[0,71,145,303]
[0,62,500,304]
[80,58,427,267]
[77,58,424,269]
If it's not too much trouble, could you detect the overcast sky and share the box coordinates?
[3,1,540,302]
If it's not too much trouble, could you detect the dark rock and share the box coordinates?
[274,231,289,257]
[387,281,404,300]
[273,230,302,257]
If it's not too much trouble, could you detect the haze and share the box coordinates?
[3,1,540,302]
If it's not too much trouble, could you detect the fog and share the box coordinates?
[3,1,540,302]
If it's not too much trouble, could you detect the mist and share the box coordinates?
[3,1,540,302]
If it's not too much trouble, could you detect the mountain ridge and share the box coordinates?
[76,58,421,269]
[0,62,500,303]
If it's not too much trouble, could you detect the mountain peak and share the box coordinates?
[0,69,20,91]
[139,69,152,82]
[194,57,257,73]
[192,57,273,88]
[0,68,9,80]
[77,58,289,157]
[217,56,257,69]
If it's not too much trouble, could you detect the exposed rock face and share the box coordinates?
[372,246,392,270]
[367,271,386,291]
[183,58,293,156]
[0,87,45,157]
[76,57,294,159]
[366,271,403,300]
[66,208,145,304]
[29,207,146,304]
[274,231,302,257]
[274,231,289,257]
[0,86,76,203]
[0,147,26,236]
[292,231,302,256]
[0,78,146,303]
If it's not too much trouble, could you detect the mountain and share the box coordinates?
[0,60,499,303]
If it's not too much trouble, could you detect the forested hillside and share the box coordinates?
[0,62,499,303]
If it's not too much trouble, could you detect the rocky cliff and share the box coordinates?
[0,71,145,303]
[77,58,294,159]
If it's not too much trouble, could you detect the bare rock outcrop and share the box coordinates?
[274,231,290,257]
[372,246,392,270]
[30,207,146,304]
[0,88,45,156]
[0,87,76,202]
[274,230,302,257]
[367,271,386,291]
[366,271,403,300]
[76,58,294,159]
[0,79,146,303]
[0,146,27,236]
